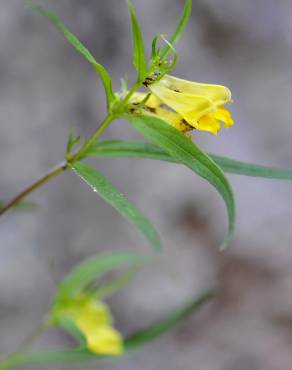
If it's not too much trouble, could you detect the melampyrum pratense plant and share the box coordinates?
[1,0,292,368]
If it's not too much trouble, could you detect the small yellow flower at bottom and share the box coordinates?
[131,74,234,135]
[55,296,123,356]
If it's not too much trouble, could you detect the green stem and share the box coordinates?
[15,322,51,354]
[70,114,115,162]
[0,163,67,216]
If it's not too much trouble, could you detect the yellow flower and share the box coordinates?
[56,296,123,355]
[131,75,234,135]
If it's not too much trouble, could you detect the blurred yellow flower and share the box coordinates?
[56,296,123,355]
[132,75,234,135]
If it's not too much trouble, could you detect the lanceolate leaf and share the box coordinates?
[86,140,292,181]
[57,252,144,300]
[71,162,161,251]
[208,154,292,180]
[124,289,214,350]
[31,3,115,109]
[2,290,213,368]
[127,0,147,82]
[127,115,235,249]
[85,139,172,161]
[0,349,95,369]
[160,0,192,59]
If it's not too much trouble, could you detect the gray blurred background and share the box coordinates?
[1,0,292,369]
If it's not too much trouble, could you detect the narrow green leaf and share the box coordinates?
[160,0,192,58]
[87,140,292,181]
[127,0,147,82]
[127,116,235,249]
[124,290,214,350]
[0,349,95,370]
[208,154,292,180]
[30,3,115,108]
[72,162,161,251]
[85,139,173,161]
[57,252,144,300]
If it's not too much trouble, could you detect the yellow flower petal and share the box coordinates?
[85,326,123,355]
[209,106,234,128]
[197,115,221,135]
[57,296,123,356]
[149,83,215,124]
[74,300,123,355]
[155,75,232,106]
[75,301,112,329]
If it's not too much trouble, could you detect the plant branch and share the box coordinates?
[15,321,52,355]
[70,114,115,162]
[0,114,115,217]
[0,78,143,217]
[0,320,51,370]
[0,163,67,216]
